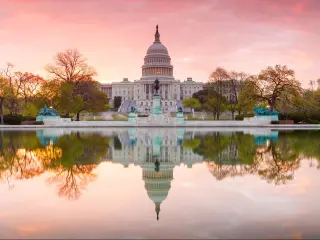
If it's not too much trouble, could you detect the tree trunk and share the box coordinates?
[76,112,80,121]
[0,130,3,151]
[0,98,4,125]
[270,104,274,112]
[269,96,276,112]
[231,111,235,120]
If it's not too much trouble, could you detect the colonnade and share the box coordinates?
[141,83,173,100]
[142,67,173,76]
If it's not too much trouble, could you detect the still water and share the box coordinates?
[0,128,320,239]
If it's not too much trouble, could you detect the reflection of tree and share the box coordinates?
[193,131,320,185]
[254,141,301,185]
[0,131,110,200]
[207,162,249,181]
[182,139,201,149]
[47,164,96,200]
[0,131,44,187]
[283,131,320,169]
[44,132,109,200]
[193,132,232,161]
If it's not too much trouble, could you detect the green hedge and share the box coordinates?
[23,116,36,121]
[279,112,320,124]
[21,120,44,125]
[3,115,43,125]
[4,114,24,125]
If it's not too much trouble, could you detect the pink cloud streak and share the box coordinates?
[0,0,319,87]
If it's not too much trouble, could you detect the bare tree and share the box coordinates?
[11,72,45,106]
[309,80,315,91]
[227,71,249,118]
[209,67,229,119]
[0,78,10,124]
[45,49,96,84]
[0,64,15,122]
[228,71,248,106]
[45,49,97,117]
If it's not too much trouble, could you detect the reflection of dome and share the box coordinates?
[142,162,174,221]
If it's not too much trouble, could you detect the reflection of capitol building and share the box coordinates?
[108,129,203,220]
[109,129,203,168]
[35,128,279,219]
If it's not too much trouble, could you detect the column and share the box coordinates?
[150,84,152,96]
[162,84,165,99]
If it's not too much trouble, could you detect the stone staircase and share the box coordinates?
[118,100,137,113]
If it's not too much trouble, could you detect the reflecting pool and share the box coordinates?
[0,128,320,239]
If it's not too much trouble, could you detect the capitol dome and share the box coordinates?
[146,42,168,55]
[141,25,174,79]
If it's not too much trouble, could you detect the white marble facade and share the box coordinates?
[100,26,203,112]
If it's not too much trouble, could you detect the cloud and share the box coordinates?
[0,0,319,86]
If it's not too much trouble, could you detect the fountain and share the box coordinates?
[36,105,71,123]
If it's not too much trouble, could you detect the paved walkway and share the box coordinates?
[0,121,319,130]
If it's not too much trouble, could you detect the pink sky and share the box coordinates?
[1,0,320,87]
[1,161,320,238]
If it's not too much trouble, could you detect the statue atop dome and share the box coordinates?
[154,24,160,43]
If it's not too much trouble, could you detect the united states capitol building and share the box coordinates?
[100,26,203,113]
